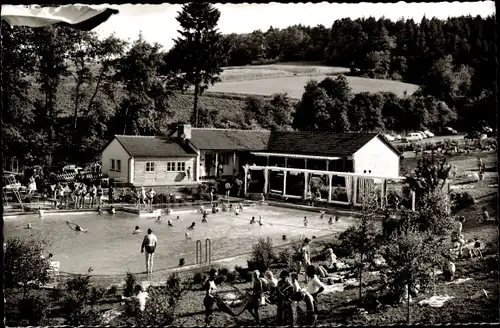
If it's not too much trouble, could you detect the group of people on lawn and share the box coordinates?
[203,238,349,327]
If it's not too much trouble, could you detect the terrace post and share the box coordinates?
[411,190,416,211]
[352,177,357,205]
[303,172,308,199]
[282,169,287,196]
[243,165,248,195]
[233,152,237,176]
[326,159,330,189]
[328,173,333,202]
[283,158,288,196]
[263,167,269,195]
[214,152,219,179]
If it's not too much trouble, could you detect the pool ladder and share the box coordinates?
[195,238,212,273]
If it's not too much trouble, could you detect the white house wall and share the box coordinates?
[134,157,196,186]
[353,137,400,177]
[101,139,130,183]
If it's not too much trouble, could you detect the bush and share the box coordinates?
[107,285,118,295]
[226,271,237,283]
[124,271,137,297]
[192,272,204,285]
[5,289,51,326]
[4,237,52,293]
[60,274,106,326]
[450,191,476,213]
[234,266,252,282]
[250,237,276,269]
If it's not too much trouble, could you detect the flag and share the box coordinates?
[1,5,118,31]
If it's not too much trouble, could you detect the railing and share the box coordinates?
[195,238,212,273]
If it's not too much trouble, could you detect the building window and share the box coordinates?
[116,160,121,172]
[110,159,115,171]
[167,162,176,172]
[146,162,155,172]
[177,162,186,172]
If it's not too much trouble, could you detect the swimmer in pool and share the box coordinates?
[328,217,333,225]
[258,215,263,226]
[319,211,325,219]
[335,216,339,222]
[67,221,87,232]
[97,206,103,215]
[238,203,243,211]
[229,204,233,212]
[185,232,191,239]
[187,222,196,230]
[167,220,173,227]
[235,208,240,215]
[176,215,180,220]
[26,223,33,229]
[199,205,205,214]
[156,216,163,223]
[212,204,217,214]
[250,216,256,224]
[133,226,143,234]
[221,203,228,212]
[304,216,309,227]
[202,212,208,223]
[38,206,44,218]
[108,205,115,215]
[141,228,157,273]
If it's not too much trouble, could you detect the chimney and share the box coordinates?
[177,124,192,140]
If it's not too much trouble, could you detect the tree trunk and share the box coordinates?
[193,83,200,128]
[87,68,105,116]
[73,80,82,131]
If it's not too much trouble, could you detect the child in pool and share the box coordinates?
[167,220,173,227]
[235,208,240,215]
[156,216,162,223]
[303,217,309,227]
[97,206,103,215]
[187,222,196,230]
[258,215,263,226]
[202,211,208,223]
[133,226,143,234]
[185,232,191,239]
[250,216,256,224]
[229,204,233,212]
[328,217,333,225]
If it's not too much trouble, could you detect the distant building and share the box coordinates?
[101,124,400,188]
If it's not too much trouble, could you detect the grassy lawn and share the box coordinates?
[207,74,419,99]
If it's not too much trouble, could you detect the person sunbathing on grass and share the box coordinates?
[67,221,87,232]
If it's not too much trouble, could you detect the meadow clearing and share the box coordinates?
[211,69,420,99]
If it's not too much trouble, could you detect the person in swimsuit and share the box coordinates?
[89,185,96,207]
[26,223,33,229]
[250,216,256,224]
[235,208,240,215]
[67,221,87,232]
[156,216,162,223]
[167,220,173,227]
[202,211,208,223]
[187,222,196,230]
[108,205,115,215]
[176,215,180,220]
[258,215,263,226]
[133,226,143,234]
[96,185,103,207]
[97,206,103,215]
[203,268,219,327]
[185,232,191,239]
[328,217,333,225]
[303,216,309,227]
[141,228,157,273]
[319,211,325,219]
[146,188,156,210]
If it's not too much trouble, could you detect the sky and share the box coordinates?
[89,1,496,51]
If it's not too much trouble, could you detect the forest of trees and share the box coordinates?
[2,11,496,170]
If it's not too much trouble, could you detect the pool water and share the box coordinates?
[3,205,356,275]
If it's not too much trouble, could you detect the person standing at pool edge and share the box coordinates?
[141,229,158,273]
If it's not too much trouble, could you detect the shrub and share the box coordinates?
[214,275,226,285]
[234,266,252,282]
[226,271,237,283]
[192,272,204,285]
[450,192,476,213]
[60,274,106,326]
[250,237,276,269]
[124,271,137,297]
[4,236,52,296]
[5,289,51,326]
[107,285,118,295]
[134,274,187,326]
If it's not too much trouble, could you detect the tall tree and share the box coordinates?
[171,2,227,127]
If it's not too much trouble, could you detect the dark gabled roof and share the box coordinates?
[114,135,197,158]
[189,128,271,151]
[266,132,399,157]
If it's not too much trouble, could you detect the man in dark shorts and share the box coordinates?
[141,228,158,273]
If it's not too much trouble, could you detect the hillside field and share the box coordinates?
[211,63,419,99]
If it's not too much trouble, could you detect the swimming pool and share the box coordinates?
[3,205,356,275]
